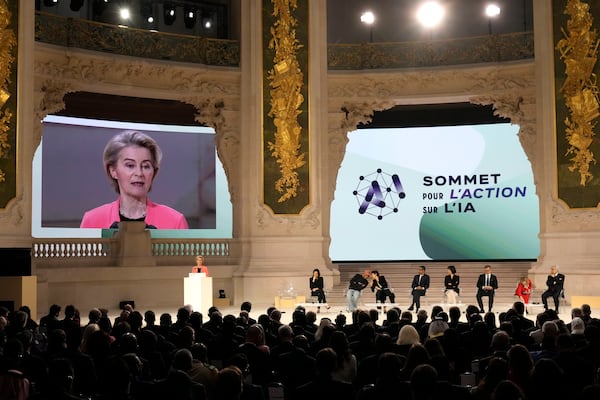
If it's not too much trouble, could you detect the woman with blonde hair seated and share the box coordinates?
[395,324,421,357]
[514,276,533,313]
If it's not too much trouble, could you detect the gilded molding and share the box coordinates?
[556,0,600,187]
[0,0,16,187]
[264,0,308,205]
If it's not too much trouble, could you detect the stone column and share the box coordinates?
[531,0,600,302]
[234,0,336,304]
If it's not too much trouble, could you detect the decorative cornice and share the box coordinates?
[329,63,534,100]
[471,94,536,150]
[256,202,321,232]
[33,79,77,144]
[550,198,600,227]
[34,49,240,96]
[0,193,23,226]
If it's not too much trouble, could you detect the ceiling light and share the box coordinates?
[485,4,501,18]
[120,8,131,20]
[43,0,59,6]
[360,11,375,25]
[416,1,445,29]
[201,11,213,29]
[184,6,197,29]
[140,1,154,23]
[163,2,176,26]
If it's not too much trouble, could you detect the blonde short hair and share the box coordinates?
[103,130,162,193]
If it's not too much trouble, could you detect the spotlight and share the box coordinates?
[485,4,501,18]
[360,11,375,25]
[43,0,58,6]
[184,6,197,29]
[485,3,501,35]
[201,11,213,29]
[163,2,176,26]
[70,0,84,11]
[140,1,154,24]
[119,7,130,20]
[416,1,445,29]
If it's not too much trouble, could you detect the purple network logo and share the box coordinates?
[354,168,406,220]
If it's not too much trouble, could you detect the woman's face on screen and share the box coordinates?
[109,145,155,200]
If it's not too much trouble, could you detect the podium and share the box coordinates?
[184,273,213,314]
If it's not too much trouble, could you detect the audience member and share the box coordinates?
[295,348,355,398]
[4,280,599,400]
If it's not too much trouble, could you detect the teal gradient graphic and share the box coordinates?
[330,123,540,262]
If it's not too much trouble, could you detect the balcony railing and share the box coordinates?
[328,32,534,70]
[35,11,240,67]
[32,237,231,265]
[35,12,533,70]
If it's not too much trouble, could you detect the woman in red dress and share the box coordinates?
[515,276,533,312]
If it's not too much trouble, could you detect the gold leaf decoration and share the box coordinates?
[266,0,306,203]
[556,0,600,186]
[0,0,15,184]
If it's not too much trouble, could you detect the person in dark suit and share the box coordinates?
[444,265,460,304]
[370,270,395,311]
[309,268,329,312]
[409,266,430,311]
[541,265,565,312]
[476,264,498,313]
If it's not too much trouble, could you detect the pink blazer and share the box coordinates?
[80,198,189,229]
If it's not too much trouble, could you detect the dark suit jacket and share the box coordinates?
[371,276,391,292]
[476,274,498,293]
[310,276,324,292]
[411,274,430,293]
[545,273,565,294]
[444,274,460,294]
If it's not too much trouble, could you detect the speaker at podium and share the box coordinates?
[184,272,213,314]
